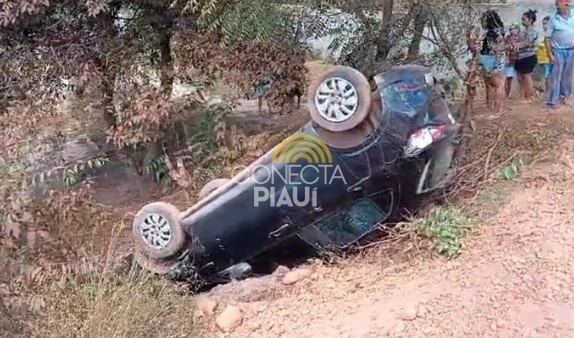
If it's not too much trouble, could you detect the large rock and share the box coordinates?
[196,295,218,317]
[215,305,243,332]
[61,136,100,164]
[210,276,275,303]
[396,304,420,321]
[27,135,103,198]
[281,268,313,285]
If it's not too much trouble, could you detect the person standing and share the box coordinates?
[504,23,521,97]
[536,16,553,94]
[479,10,507,113]
[546,0,574,108]
[513,10,539,102]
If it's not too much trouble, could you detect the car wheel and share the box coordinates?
[132,202,185,259]
[133,248,177,275]
[314,91,383,149]
[308,66,372,132]
[198,178,230,200]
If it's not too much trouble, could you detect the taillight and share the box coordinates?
[404,125,446,158]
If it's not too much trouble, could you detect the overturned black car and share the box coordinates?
[132,64,462,281]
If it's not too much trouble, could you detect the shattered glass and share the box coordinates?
[314,199,385,247]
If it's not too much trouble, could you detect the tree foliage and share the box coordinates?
[0,0,311,171]
[322,0,482,80]
[0,0,486,198]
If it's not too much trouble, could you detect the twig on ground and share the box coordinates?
[489,151,519,172]
[483,129,503,180]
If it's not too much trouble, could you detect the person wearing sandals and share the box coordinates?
[479,10,507,113]
[545,0,574,108]
[513,10,539,102]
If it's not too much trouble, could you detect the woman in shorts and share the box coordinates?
[479,10,507,112]
[514,9,539,101]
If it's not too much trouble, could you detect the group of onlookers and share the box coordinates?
[479,0,574,112]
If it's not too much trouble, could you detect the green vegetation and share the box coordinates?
[418,205,473,259]
[500,155,535,181]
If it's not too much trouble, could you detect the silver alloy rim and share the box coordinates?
[314,77,358,123]
[139,213,172,249]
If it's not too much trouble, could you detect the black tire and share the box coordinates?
[308,66,372,132]
[132,202,185,259]
[133,248,177,275]
[198,178,230,200]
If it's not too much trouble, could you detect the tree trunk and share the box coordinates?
[407,7,427,61]
[158,30,174,97]
[374,0,394,62]
[102,76,117,127]
[89,57,118,128]
[90,10,120,128]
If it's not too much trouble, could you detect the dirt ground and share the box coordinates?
[194,99,574,338]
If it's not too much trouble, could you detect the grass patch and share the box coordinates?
[499,155,535,181]
[34,264,198,338]
[0,185,199,338]
[417,205,473,259]
[361,205,475,261]
[474,182,513,219]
